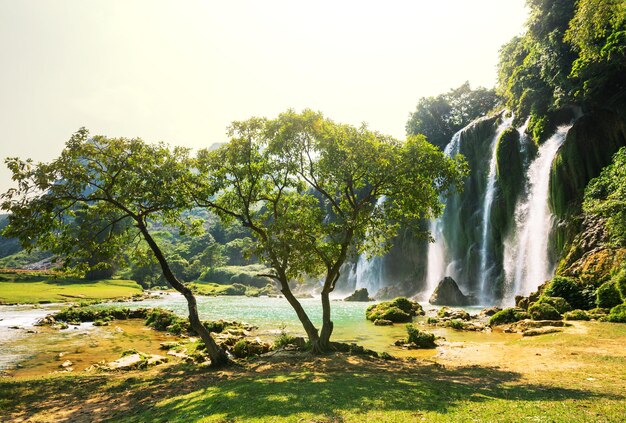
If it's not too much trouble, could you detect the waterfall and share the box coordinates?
[352,197,386,295]
[478,117,513,303]
[354,255,384,294]
[503,125,572,303]
[423,131,462,299]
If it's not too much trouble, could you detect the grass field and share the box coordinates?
[1,322,625,422]
[0,273,143,304]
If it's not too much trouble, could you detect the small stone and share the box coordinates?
[60,360,73,368]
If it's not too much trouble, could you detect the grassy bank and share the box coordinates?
[1,321,625,422]
[0,272,143,304]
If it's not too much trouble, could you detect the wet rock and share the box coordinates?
[429,277,474,306]
[34,315,56,326]
[344,288,374,302]
[437,307,471,321]
[522,327,562,337]
[159,341,181,350]
[374,319,393,326]
[480,307,502,317]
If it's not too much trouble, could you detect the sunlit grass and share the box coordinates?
[0,276,142,304]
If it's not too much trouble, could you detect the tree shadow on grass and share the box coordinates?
[0,355,622,422]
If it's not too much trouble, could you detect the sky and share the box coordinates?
[0,0,527,194]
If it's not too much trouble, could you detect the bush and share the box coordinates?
[406,324,436,348]
[53,306,148,323]
[489,308,530,326]
[544,276,587,310]
[528,302,561,321]
[223,283,247,295]
[445,319,465,330]
[536,296,571,314]
[612,270,626,302]
[563,309,590,321]
[274,332,298,349]
[606,304,626,323]
[596,280,622,309]
[232,339,271,358]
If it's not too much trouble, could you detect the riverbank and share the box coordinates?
[1,320,625,422]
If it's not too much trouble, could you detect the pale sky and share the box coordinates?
[0,0,527,193]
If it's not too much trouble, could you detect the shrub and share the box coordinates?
[489,308,530,326]
[445,319,465,330]
[612,270,626,302]
[596,280,622,309]
[223,283,247,295]
[528,302,561,321]
[544,276,587,310]
[406,324,436,348]
[274,332,298,349]
[232,339,271,358]
[563,309,590,321]
[606,304,626,323]
[537,296,571,314]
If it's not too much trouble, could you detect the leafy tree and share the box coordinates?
[198,110,466,352]
[564,0,626,105]
[406,82,499,149]
[1,129,228,366]
[583,147,626,246]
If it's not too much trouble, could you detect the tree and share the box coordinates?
[198,110,467,353]
[406,82,499,150]
[1,128,229,366]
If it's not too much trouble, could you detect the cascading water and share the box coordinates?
[351,197,386,295]
[423,131,462,299]
[503,125,572,303]
[478,117,513,303]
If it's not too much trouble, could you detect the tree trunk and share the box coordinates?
[137,223,229,366]
[315,289,334,354]
[279,280,320,347]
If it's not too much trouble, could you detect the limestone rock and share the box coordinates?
[429,277,474,306]
[344,288,374,302]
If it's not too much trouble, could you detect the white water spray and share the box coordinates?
[503,125,572,303]
[423,131,462,299]
[478,117,513,302]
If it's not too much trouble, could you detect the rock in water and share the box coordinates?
[429,277,472,306]
[344,288,374,302]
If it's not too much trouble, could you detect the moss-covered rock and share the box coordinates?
[344,288,373,302]
[528,302,562,321]
[550,110,626,221]
[489,308,530,326]
[536,296,572,314]
[563,309,590,321]
[365,297,423,323]
[231,339,272,358]
[405,324,436,348]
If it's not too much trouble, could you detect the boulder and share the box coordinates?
[429,277,473,306]
[344,288,374,302]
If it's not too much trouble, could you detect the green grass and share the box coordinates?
[0,276,143,304]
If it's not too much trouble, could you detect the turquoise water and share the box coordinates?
[105,294,418,353]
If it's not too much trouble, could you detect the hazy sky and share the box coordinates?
[0,0,527,193]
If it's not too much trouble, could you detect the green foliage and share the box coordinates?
[564,0,626,103]
[583,147,626,246]
[563,309,590,321]
[231,339,271,358]
[145,309,190,335]
[489,308,530,326]
[406,82,499,149]
[366,297,422,323]
[545,276,588,310]
[528,302,562,321]
[536,296,572,314]
[53,305,148,323]
[607,304,626,323]
[613,269,626,301]
[596,280,623,309]
[405,324,436,348]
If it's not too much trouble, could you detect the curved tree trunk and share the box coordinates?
[279,280,320,347]
[137,223,229,367]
